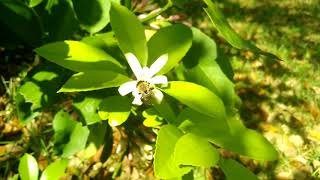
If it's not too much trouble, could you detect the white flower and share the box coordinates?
[118,53,168,105]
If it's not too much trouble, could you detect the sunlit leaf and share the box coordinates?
[177,109,277,161]
[160,81,226,120]
[18,62,71,110]
[18,153,39,180]
[62,123,90,157]
[219,158,258,180]
[98,96,131,126]
[142,108,164,127]
[177,108,229,139]
[221,116,278,161]
[72,0,111,33]
[28,0,43,7]
[153,98,177,124]
[81,32,126,64]
[147,24,193,75]
[174,133,219,168]
[110,2,148,66]
[58,71,130,92]
[34,41,124,73]
[73,94,103,125]
[154,125,192,179]
[87,121,110,148]
[182,27,239,113]
[53,110,77,144]
[202,0,280,60]
[40,159,68,180]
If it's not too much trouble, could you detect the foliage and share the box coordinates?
[0,0,286,179]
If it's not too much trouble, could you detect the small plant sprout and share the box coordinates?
[118,53,168,105]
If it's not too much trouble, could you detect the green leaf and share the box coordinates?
[73,94,103,125]
[44,0,79,41]
[28,0,43,7]
[15,93,33,124]
[18,62,72,110]
[202,0,280,60]
[18,153,39,180]
[87,122,110,148]
[177,109,277,161]
[110,2,148,66]
[147,24,193,75]
[53,110,77,144]
[40,159,68,180]
[72,0,111,33]
[154,125,192,179]
[62,123,90,157]
[223,116,278,161]
[152,98,177,124]
[58,71,131,92]
[98,96,131,126]
[142,108,163,127]
[177,108,229,140]
[174,133,219,168]
[182,27,238,113]
[160,81,226,120]
[0,0,42,46]
[81,32,126,64]
[219,158,258,180]
[34,41,123,73]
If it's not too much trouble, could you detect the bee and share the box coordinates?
[136,81,155,104]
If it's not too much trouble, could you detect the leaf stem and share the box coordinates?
[140,0,173,23]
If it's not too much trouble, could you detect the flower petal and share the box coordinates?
[132,96,143,106]
[132,90,143,105]
[150,75,168,86]
[149,54,168,77]
[118,81,137,96]
[125,53,143,78]
[152,89,164,104]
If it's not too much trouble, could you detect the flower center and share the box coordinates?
[136,81,154,96]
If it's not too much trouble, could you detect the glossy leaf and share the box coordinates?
[40,159,68,180]
[142,108,163,127]
[44,0,79,41]
[98,96,131,126]
[28,0,43,7]
[203,0,280,60]
[152,98,177,124]
[154,125,192,179]
[81,32,126,64]
[72,0,111,33]
[177,108,229,139]
[58,71,131,92]
[110,2,148,66]
[87,122,110,148]
[222,116,278,161]
[160,81,226,120]
[219,158,258,180]
[18,153,39,180]
[147,24,193,75]
[34,41,123,73]
[182,27,238,113]
[53,110,77,144]
[62,123,90,157]
[15,93,35,124]
[73,94,103,125]
[18,62,72,110]
[174,133,219,168]
[0,0,42,46]
[177,109,277,161]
